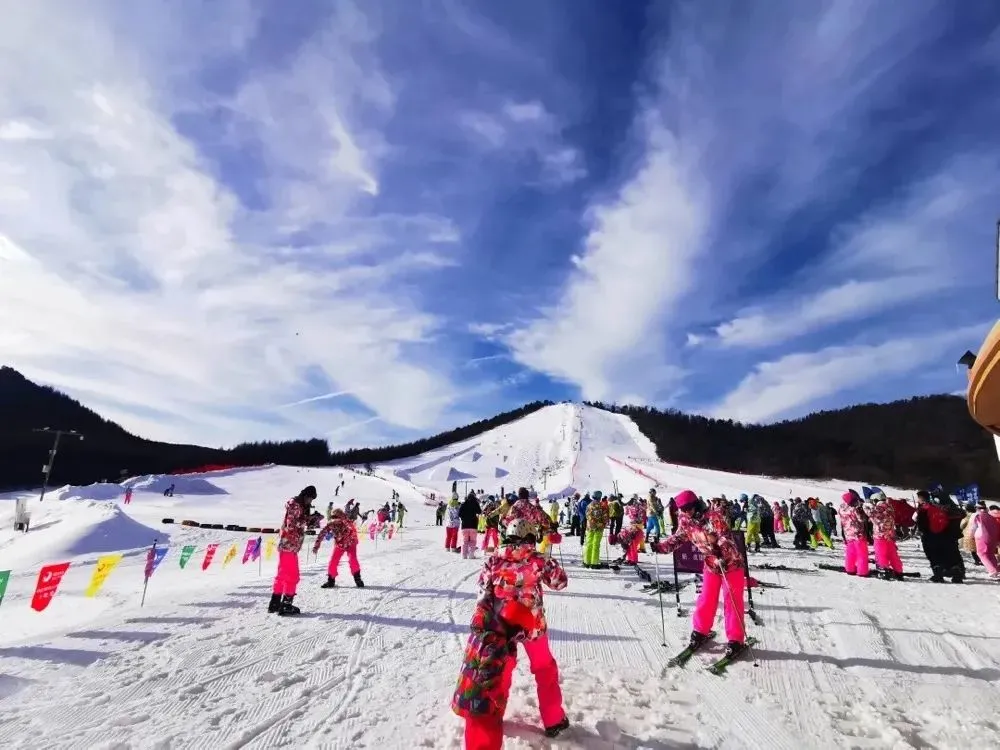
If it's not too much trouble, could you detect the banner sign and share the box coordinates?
[85,553,123,597]
[31,562,72,612]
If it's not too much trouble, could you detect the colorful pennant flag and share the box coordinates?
[31,561,71,612]
[202,543,219,571]
[264,538,276,561]
[0,570,10,607]
[251,536,263,562]
[179,545,196,569]
[241,538,258,564]
[145,544,168,580]
[85,553,123,597]
[223,543,237,567]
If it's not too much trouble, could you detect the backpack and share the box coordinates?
[925,504,949,535]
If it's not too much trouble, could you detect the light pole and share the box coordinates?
[33,428,84,502]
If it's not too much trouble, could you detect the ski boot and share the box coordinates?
[278,595,301,616]
[267,593,282,613]
[689,630,712,649]
[544,717,570,738]
[724,640,747,659]
[321,576,336,588]
[353,571,365,588]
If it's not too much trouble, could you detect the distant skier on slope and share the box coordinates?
[452,517,570,746]
[313,508,364,588]
[652,489,749,661]
[268,485,316,615]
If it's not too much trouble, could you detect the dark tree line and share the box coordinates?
[587,396,1000,495]
[0,366,551,491]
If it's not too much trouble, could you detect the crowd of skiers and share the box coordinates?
[263,478,1000,748]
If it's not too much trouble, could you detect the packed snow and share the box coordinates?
[0,403,997,749]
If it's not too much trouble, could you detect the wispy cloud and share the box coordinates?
[710,322,993,424]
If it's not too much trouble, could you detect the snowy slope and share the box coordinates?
[0,405,998,749]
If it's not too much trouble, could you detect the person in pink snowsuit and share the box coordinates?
[269,485,316,615]
[618,500,647,564]
[869,494,903,579]
[970,503,1000,577]
[313,508,364,588]
[652,490,748,656]
[452,517,570,748]
[839,490,870,577]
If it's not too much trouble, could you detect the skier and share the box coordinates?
[756,495,778,548]
[313,508,364,588]
[790,498,812,550]
[576,493,592,547]
[503,487,554,539]
[652,489,749,660]
[616,499,647,565]
[435,501,446,526]
[568,493,582,538]
[460,492,482,559]
[452,517,570,746]
[445,496,461,552]
[839,490,870,576]
[583,493,609,568]
[916,490,966,583]
[481,496,502,552]
[969,501,1000,577]
[644,489,663,543]
[745,496,762,553]
[268,485,316,615]
[869,492,903,579]
[607,494,623,538]
[396,501,407,528]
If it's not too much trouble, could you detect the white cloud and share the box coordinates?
[505,113,707,401]
[459,99,584,185]
[0,0,465,447]
[709,323,992,424]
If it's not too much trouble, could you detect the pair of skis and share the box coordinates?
[667,631,759,675]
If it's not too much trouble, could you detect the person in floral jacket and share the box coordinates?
[616,498,647,564]
[452,518,569,747]
[268,485,317,616]
[652,490,748,658]
[867,492,903,579]
[839,490,870,577]
[313,508,364,588]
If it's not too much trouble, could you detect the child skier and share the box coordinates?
[868,492,903,579]
[445,496,461,552]
[651,489,748,659]
[617,499,647,565]
[452,517,570,747]
[313,508,364,588]
[839,490,870,576]
[269,485,317,615]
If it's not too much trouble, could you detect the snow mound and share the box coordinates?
[50,483,123,502]
[0,497,164,569]
[125,474,228,496]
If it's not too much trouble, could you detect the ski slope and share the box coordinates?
[0,405,998,749]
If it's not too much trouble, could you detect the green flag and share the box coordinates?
[179,545,196,569]
[0,570,10,606]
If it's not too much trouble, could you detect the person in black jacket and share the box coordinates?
[459,492,482,559]
[916,490,966,583]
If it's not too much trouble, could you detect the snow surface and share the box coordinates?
[0,404,998,749]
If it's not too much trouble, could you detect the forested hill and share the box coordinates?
[0,366,551,491]
[590,395,1000,496]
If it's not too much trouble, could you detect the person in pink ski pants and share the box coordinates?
[653,490,748,657]
[839,490,870,577]
[313,508,364,588]
[970,502,1000,577]
[269,485,316,615]
[869,493,903,579]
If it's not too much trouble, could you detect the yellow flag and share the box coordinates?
[84,553,123,597]
[223,543,237,567]
[265,538,276,561]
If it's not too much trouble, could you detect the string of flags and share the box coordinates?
[0,517,400,614]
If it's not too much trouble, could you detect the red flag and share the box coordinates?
[201,543,219,571]
[31,562,72,612]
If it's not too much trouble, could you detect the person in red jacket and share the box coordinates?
[268,485,316,616]
[313,508,364,588]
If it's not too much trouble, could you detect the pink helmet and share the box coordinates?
[675,489,699,509]
[841,490,860,505]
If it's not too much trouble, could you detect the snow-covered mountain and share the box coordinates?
[0,404,995,749]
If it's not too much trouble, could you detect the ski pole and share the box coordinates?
[721,569,759,667]
[653,548,667,647]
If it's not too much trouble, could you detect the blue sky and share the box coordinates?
[1,0,998,449]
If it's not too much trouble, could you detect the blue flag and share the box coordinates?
[967,484,980,503]
[956,487,968,503]
[251,536,262,562]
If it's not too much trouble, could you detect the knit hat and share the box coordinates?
[842,490,860,505]
[675,489,699,509]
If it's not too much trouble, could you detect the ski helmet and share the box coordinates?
[505,518,537,543]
